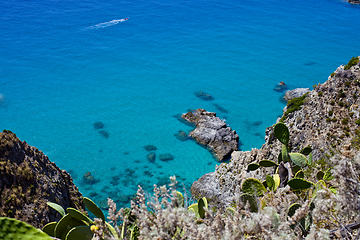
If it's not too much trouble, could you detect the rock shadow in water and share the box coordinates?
[99,130,109,139]
[212,103,229,113]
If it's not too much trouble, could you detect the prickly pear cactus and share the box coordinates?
[281,144,290,163]
[259,160,278,167]
[289,153,307,167]
[247,163,260,171]
[266,175,275,191]
[241,178,267,197]
[300,146,312,155]
[239,193,258,212]
[0,217,53,240]
[273,122,289,145]
[287,178,314,190]
[176,191,185,207]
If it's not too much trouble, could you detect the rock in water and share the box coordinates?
[159,153,174,161]
[147,152,156,163]
[274,81,288,92]
[181,109,239,161]
[174,130,188,141]
[93,121,104,130]
[194,91,214,101]
[0,130,85,228]
[143,145,157,151]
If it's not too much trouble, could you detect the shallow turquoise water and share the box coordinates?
[1,0,359,207]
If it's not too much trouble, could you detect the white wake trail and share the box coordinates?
[88,18,127,29]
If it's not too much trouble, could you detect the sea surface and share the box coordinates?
[1,0,360,208]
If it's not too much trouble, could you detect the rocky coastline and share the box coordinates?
[191,57,360,208]
[0,130,85,228]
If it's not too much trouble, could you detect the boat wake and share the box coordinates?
[88,18,128,29]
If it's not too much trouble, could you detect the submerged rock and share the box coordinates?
[182,109,239,161]
[93,121,104,130]
[273,81,288,92]
[194,91,214,101]
[159,153,174,161]
[143,145,157,151]
[83,172,99,185]
[212,103,229,113]
[147,152,156,163]
[174,130,188,141]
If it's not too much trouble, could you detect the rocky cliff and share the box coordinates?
[0,130,85,228]
[191,57,360,207]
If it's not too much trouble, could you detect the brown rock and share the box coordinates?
[0,130,85,228]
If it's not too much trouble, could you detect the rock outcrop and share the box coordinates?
[191,57,360,207]
[182,109,239,161]
[284,87,310,101]
[0,130,85,228]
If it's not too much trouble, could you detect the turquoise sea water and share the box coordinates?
[1,0,360,208]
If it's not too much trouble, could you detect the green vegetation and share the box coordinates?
[43,197,117,240]
[280,93,308,122]
[342,118,349,125]
[0,217,53,240]
[344,56,359,70]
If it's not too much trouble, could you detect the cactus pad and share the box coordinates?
[300,146,312,155]
[266,175,275,191]
[294,170,304,178]
[316,171,324,181]
[239,193,258,212]
[0,217,52,240]
[281,144,290,162]
[247,163,260,171]
[83,197,105,222]
[241,178,267,197]
[288,178,314,190]
[65,226,93,240]
[198,197,208,219]
[289,153,307,167]
[176,191,185,207]
[259,160,278,167]
[273,122,289,145]
[273,174,280,191]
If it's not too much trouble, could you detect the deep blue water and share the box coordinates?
[1,0,359,208]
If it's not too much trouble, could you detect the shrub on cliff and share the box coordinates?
[344,56,360,70]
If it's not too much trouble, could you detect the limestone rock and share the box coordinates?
[0,130,85,228]
[191,58,360,209]
[182,109,239,161]
[284,88,310,101]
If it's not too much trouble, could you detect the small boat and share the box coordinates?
[124,17,129,21]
